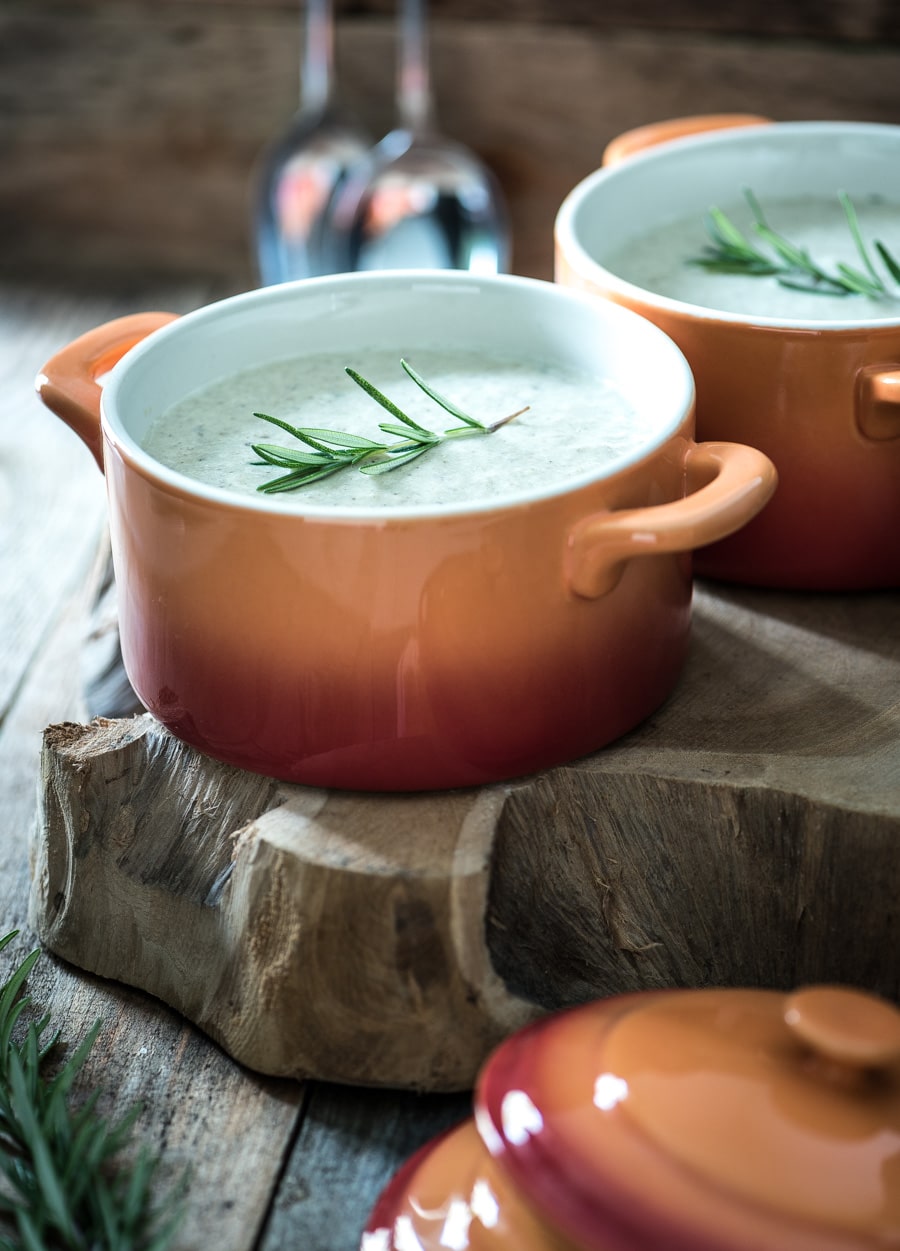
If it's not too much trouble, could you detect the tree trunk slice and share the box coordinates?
[30,584,900,1092]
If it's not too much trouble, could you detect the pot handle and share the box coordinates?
[35,312,178,471]
[602,113,772,168]
[566,441,777,599]
[856,365,900,441]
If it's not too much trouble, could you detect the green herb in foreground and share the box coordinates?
[0,930,185,1251]
[251,358,528,494]
[690,188,900,299]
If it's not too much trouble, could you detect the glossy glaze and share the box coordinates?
[36,273,775,790]
[362,1120,582,1251]
[475,987,900,1251]
[555,118,900,590]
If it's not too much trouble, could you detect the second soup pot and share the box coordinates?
[37,273,774,790]
[555,119,900,590]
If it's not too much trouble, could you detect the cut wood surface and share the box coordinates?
[32,714,538,1091]
[30,578,900,1093]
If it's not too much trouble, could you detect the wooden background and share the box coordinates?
[3,0,900,290]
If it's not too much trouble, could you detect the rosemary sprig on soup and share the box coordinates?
[691,189,900,300]
[604,190,900,319]
[142,349,658,509]
[250,358,528,494]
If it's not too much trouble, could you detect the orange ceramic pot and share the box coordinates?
[364,985,900,1250]
[36,273,774,790]
[555,118,900,590]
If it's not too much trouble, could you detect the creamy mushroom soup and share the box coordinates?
[604,194,900,321]
[142,348,653,509]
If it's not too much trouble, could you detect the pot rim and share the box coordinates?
[555,119,900,334]
[99,270,695,523]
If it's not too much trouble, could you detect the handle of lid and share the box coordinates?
[784,986,900,1069]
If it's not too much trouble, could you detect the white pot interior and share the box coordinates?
[102,272,694,513]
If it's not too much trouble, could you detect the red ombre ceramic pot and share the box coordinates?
[555,118,900,590]
[364,985,900,1250]
[36,272,774,791]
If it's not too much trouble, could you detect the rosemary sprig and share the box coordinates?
[251,358,528,494]
[0,930,184,1251]
[691,188,900,299]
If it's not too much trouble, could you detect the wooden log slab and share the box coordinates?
[29,583,900,1091]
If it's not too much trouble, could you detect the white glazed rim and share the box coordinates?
[100,270,696,521]
[554,120,900,332]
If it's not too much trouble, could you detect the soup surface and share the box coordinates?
[604,193,900,321]
[142,348,651,509]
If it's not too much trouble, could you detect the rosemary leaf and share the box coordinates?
[344,368,431,433]
[876,240,900,284]
[691,189,900,301]
[835,262,883,295]
[839,190,884,289]
[359,446,431,475]
[258,463,348,492]
[251,443,337,468]
[707,207,756,254]
[251,411,323,445]
[0,952,40,1060]
[0,931,185,1251]
[399,359,486,428]
[8,1049,77,1242]
[276,427,385,450]
[376,423,436,444]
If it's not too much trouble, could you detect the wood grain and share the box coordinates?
[37,0,900,44]
[32,713,539,1090]
[259,1083,470,1250]
[4,7,900,286]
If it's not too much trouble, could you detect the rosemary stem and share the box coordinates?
[252,362,529,493]
[692,188,900,302]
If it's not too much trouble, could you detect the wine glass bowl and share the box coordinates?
[255,112,371,284]
[324,128,510,273]
[253,0,371,285]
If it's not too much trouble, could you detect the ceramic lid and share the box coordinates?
[361,1119,581,1251]
[475,986,900,1251]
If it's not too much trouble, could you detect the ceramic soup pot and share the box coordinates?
[364,984,900,1250]
[555,117,900,590]
[36,272,774,791]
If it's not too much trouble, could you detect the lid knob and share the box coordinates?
[784,985,900,1069]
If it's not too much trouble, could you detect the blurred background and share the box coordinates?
[2,0,900,291]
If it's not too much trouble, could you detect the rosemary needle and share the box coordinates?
[0,930,185,1250]
[251,359,528,494]
[691,188,900,300]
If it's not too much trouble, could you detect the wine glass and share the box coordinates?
[254,0,372,285]
[322,0,510,274]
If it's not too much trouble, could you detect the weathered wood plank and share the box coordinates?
[42,0,900,45]
[260,1083,470,1251]
[3,10,900,285]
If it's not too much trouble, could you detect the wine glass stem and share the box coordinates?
[397,0,433,134]
[302,0,335,114]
